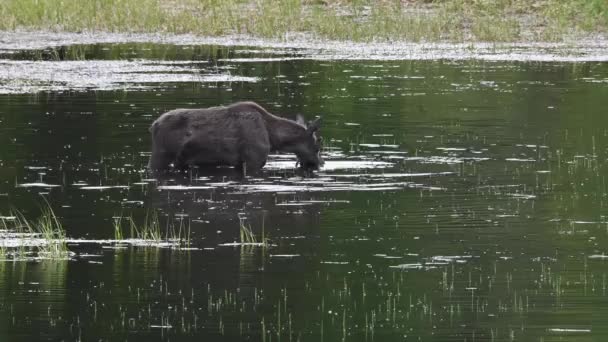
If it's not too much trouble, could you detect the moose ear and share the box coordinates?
[296,114,306,127]
[307,116,322,133]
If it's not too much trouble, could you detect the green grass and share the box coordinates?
[36,198,69,258]
[0,0,606,42]
[113,215,124,241]
[238,213,270,247]
[239,214,258,244]
[1,203,193,261]
[1,199,69,260]
[141,210,163,241]
[445,0,608,41]
[112,210,191,246]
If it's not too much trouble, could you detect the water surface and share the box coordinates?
[1,42,608,341]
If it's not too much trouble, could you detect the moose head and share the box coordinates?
[294,115,324,171]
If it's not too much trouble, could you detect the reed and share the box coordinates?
[1,199,69,259]
[112,210,191,246]
[239,214,257,244]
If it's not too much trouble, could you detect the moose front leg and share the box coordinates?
[241,161,247,177]
[174,140,199,171]
[238,142,269,177]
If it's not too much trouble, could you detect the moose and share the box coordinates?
[148,101,323,175]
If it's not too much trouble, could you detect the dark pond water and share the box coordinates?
[1,43,608,341]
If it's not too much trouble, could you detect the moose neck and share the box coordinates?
[235,102,304,151]
[263,115,305,151]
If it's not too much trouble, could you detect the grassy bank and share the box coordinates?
[0,0,607,42]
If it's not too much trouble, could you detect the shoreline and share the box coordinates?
[1,30,608,62]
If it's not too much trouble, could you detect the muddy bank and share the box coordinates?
[2,31,608,62]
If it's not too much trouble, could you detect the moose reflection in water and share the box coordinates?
[148,101,324,175]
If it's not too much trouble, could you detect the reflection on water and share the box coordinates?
[1,42,608,340]
[0,260,67,339]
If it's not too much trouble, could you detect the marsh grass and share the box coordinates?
[0,200,69,260]
[238,213,269,246]
[113,210,191,246]
[0,0,606,42]
[239,215,257,244]
[446,0,608,41]
[142,210,163,241]
[113,215,124,241]
[1,204,191,260]
[36,198,68,258]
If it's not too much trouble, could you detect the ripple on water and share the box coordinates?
[0,59,259,94]
[17,183,61,188]
[264,160,394,170]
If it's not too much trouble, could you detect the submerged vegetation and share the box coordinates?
[0,0,606,42]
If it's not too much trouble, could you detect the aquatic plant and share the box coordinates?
[237,213,269,247]
[113,215,124,241]
[112,211,191,246]
[239,214,257,244]
[142,210,163,242]
[175,215,192,247]
[0,200,69,260]
[36,198,69,258]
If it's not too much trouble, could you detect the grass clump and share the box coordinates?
[238,213,269,246]
[112,215,124,241]
[36,199,69,258]
[140,210,163,242]
[239,214,258,244]
[0,0,606,42]
[0,200,69,260]
[112,210,191,246]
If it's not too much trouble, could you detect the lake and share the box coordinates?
[1,41,608,341]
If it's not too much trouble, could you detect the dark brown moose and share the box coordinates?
[148,101,323,174]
